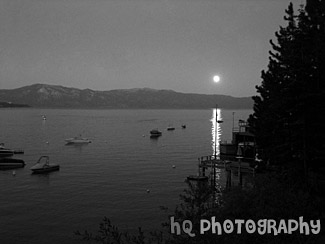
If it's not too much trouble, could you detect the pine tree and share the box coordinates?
[249,1,325,173]
[302,0,325,170]
[248,3,299,165]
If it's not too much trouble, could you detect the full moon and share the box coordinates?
[213,75,220,83]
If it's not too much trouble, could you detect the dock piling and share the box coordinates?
[194,155,255,189]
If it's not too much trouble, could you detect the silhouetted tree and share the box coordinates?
[249,1,325,175]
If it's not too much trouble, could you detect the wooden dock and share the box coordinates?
[189,155,256,188]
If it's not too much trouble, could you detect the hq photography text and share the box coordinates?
[170,216,321,237]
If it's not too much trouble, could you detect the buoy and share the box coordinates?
[146,189,150,193]
[12,170,16,176]
[46,141,49,144]
[172,165,176,168]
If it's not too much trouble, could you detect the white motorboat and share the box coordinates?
[65,135,91,145]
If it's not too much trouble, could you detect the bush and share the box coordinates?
[76,170,325,244]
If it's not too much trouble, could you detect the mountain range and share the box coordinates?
[0,84,253,109]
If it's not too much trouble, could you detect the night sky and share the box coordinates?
[0,0,303,97]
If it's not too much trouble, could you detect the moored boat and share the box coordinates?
[30,156,60,174]
[0,143,14,157]
[0,157,25,169]
[0,143,24,156]
[150,129,162,138]
[187,175,209,181]
[65,135,91,145]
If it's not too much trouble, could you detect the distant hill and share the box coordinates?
[0,84,253,109]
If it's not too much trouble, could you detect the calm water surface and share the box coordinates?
[0,108,251,243]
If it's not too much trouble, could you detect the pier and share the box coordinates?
[190,155,256,189]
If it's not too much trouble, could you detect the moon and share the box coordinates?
[213,75,220,83]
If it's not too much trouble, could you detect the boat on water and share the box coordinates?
[187,175,208,181]
[150,129,162,138]
[0,157,25,169]
[0,143,14,157]
[181,124,186,129]
[0,143,24,157]
[65,135,91,145]
[30,156,60,174]
[167,126,175,131]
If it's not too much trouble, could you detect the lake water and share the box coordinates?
[0,108,251,243]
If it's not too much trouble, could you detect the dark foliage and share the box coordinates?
[75,172,325,244]
[248,1,325,174]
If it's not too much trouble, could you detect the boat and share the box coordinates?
[30,156,60,174]
[167,126,175,131]
[150,129,162,138]
[187,175,209,181]
[181,124,186,129]
[65,135,91,145]
[0,157,25,169]
[0,143,14,157]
